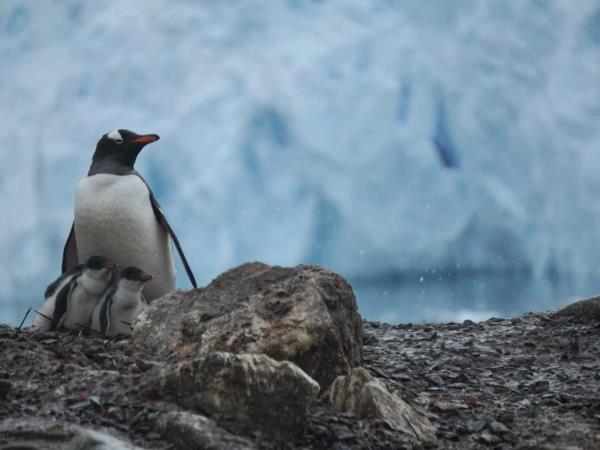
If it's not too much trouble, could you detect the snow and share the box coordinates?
[1,0,600,322]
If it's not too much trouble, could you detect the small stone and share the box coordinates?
[158,411,256,450]
[328,368,437,444]
[88,396,102,407]
[488,420,510,434]
[427,374,444,386]
[528,379,550,392]
[108,406,125,422]
[67,427,145,450]
[145,432,162,440]
[431,401,467,415]
[517,399,531,408]
[469,420,487,433]
[69,401,90,410]
[0,380,10,400]
[479,430,501,445]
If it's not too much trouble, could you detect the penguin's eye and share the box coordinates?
[114,138,124,145]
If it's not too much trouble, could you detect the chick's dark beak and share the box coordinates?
[129,134,160,145]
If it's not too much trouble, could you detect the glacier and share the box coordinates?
[1,0,600,324]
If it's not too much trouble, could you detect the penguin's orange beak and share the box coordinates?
[141,274,153,282]
[105,262,117,272]
[130,134,159,145]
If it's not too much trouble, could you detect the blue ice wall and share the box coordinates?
[1,0,599,315]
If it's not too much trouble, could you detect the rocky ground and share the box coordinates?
[3,313,600,449]
[1,264,600,449]
[363,312,600,449]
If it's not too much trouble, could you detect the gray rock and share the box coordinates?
[133,262,362,388]
[488,419,510,435]
[0,418,144,450]
[66,428,146,450]
[0,418,73,450]
[157,411,256,450]
[555,295,600,321]
[148,352,320,439]
[328,367,437,444]
[0,379,10,400]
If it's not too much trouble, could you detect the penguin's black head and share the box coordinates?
[84,255,117,272]
[90,129,160,175]
[120,267,153,283]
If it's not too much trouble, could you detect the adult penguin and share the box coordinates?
[62,129,196,300]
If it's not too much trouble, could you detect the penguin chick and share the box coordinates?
[31,256,116,332]
[91,267,152,337]
[31,267,81,333]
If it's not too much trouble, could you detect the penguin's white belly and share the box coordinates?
[110,291,146,337]
[90,289,146,337]
[61,285,100,330]
[60,272,108,330]
[31,293,58,332]
[31,297,55,332]
[90,295,105,334]
[74,174,175,300]
[109,303,145,336]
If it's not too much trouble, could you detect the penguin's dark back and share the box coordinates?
[44,264,83,299]
[99,288,116,334]
[52,280,77,330]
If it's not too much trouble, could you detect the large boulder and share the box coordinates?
[554,295,600,321]
[147,352,320,439]
[133,262,362,388]
[328,368,437,445]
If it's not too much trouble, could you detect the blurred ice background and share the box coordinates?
[1,0,600,325]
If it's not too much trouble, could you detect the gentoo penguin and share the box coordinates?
[31,255,116,332]
[91,267,151,337]
[61,129,196,301]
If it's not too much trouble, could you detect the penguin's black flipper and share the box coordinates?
[53,280,77,330]
[147,190,198,288]
[45,264,83,299]
[99,288,116,335]
[62,223,79,273]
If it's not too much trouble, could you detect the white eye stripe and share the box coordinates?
[107,129,123,143]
